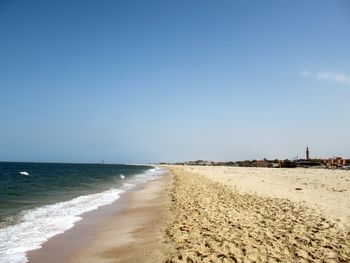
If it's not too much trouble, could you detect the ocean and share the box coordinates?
[0,162,164,263]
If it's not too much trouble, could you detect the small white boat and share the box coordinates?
[19,171,29,176]
[120,174,125,179]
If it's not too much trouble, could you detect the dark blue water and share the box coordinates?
[0,162,151,223]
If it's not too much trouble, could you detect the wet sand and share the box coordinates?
[28,173,172,263]
[164,166,350,262]
[27,166,350,262]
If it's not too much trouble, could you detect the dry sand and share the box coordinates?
[163,165,350,262]
[179,166,350,230]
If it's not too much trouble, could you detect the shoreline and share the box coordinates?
[24,165,350,262]
[27,172,172,263]
[27,186,129,263]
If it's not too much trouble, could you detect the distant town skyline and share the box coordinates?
[0,0,349,163]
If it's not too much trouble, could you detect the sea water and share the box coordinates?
[0,162,164,263]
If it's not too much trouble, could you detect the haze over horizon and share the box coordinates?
[1,0,349,163]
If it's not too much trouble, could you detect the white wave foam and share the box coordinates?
[0,166,165,263]
[135,166,165,181]
[122,182,135,189]
[0,188,124,263]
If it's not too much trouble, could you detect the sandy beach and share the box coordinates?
[175,166,350,230]
[163,165,350,262]
[26,165,350,262]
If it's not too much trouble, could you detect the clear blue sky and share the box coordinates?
[1,0,349,163]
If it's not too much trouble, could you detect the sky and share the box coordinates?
[0,0,349,163]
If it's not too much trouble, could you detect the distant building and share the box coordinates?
[321,157,347,168]
[161,148,348,169]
